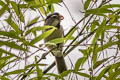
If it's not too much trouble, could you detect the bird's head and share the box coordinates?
[45,13,64,28]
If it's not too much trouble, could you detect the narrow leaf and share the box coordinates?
[95,41,119,53]
[35,0,46,15]
[84,0,91,10]
[0,7,8,17]
[86,8,113,16]
[109,69,120,80]
[0,41,27,51]
[104,25,120,30]
[30,27,56,45]
[25,26,54,36]
[93,58,109,69]
[0,56,13,61]
[102,4,120,9]
[25,17,39,29]
[74,57,85,71]
[0,30,19,39]
[0,1,9,17]
[35,57,42,79]
[92,19,106,44]
[11,1,24,22]
[6,15,21,34]
[65,27,77,43]
[46,38,65,44]
[46,0,62,4]
[96,66,111,80]
[0,76,10,80]
[0,48,20,58]
[60,70,72,77]
[74,71,90,78]
[4,69,25,76]
[25,63,47,69]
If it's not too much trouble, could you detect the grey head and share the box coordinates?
[45,13,64,28]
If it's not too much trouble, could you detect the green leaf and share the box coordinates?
[111,62,120,70]
[95,41,119,53]
[11,1,24,22]
[47,4,54,13]
[74,71,90,78]
[107,62,120,80]
[25,17,39,29]
[35,0,46,15]
[65,27,77,43]
[4,69,25,76]
[0,1,9,17]
[92,44,98,64]
[96,66,111,80]
[5,15,21,34]
[93,58,109,69]
[74,57,85,71]
[102,4,120,9]
[46,38,65,44]
[25,63,47,69]
[92,19,106,44]
[46,0,62,4]
[0,30,19,39]
[30,27,56,45]
[86,8,113,16]
[0,76,10,80]
[0,7,6,17]
[0,41,27,51]
[35,57,43,79]
[45,73,58,78]
[0,56,14,70]
[50,4,54,12]
[24,0,34,3]
[84,0,91,10]
[40,0,45,4]
[79,47,92,56]
[18,4,28,8]
[0,56,13,61]
[79,49,87,56]
[90,20,99,32]
[108,69,120,80]
[35,0,40,4]
[0,58,17,70]
[60,70,72,77]
[0,48,20,58]
[25,26,55,36]
[0,1,6,6]
[5,0,10,4]
[104,25,120,30]
[40,7,46,15]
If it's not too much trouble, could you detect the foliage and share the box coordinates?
[0,0,120,80]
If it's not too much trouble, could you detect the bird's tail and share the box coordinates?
[55,56,67,73]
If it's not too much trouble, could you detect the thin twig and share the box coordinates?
[62,1,76,24]
[64,15,94,53]
[20,48,55,80]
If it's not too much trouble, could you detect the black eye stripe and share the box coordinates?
[45,13,59,21]
[51,15,58,18]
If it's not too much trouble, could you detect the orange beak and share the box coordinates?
[59,14,64,20]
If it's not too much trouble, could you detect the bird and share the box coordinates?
[44,13,67,73]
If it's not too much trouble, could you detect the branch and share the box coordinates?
[43,29,96,74]
[20,48,54,80]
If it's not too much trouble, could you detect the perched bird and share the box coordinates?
[44,13,67,73]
